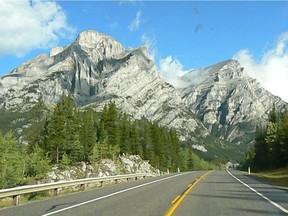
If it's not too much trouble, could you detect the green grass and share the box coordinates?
[244,167,288,187]
[0,197,29,208]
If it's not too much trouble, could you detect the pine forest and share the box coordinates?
[0,95,216,189]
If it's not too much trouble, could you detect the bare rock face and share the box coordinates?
[75,30,125,60]
[46,155,160,183]
[0,31,126,109]
[0,30,208,144]
[1,30,286,157]
[179,60,288,145]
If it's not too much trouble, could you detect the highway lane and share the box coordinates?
[0,171,205,216]
[172,170,288,216]
[1,170,287,216]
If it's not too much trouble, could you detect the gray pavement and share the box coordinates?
[0,170,287,216]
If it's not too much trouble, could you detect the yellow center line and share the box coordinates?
[165,170,213,216]
[171,195,181,204]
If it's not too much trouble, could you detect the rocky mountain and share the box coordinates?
[179,60,288,145]
[1,30,285,161]
[0,30,208,143]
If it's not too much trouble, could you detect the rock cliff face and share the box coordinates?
[0,31,126,109]
[0,30,207,143]
[1,30,286,158]
[179,60,287,145]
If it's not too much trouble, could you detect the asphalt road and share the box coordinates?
[173,170,288,216]
[0,170,287,216]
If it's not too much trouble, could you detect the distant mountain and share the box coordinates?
[1,30,285,161]
[179,60,288,145]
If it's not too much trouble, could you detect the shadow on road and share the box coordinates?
[45,202,76,213]
[232,207,286,216]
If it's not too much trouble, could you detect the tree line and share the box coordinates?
[244,107,288,170]
[0,94,217,189]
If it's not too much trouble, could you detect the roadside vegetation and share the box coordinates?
[243,107,288,187]
[244,167,288,187]
[0,95,219,190]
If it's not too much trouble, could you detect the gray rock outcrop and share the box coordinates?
[1,30,286,157]
[179,60,287,145]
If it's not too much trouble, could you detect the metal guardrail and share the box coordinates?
[0,173,154,206]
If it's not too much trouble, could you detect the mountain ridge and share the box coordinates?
[1,30,286,160]
[179,59,287,145]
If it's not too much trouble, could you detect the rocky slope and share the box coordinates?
[1,30,285,160]
[46,154,160,183]
[0,30,209,148]
[179,60,288,145]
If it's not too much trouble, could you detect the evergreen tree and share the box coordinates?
[79,109,97,162]
[25,145,51,179]
[278,110,288,166]
[26,96,47,153]
[269,106,277,123]
[98,121,108,143]
[106,103,121,146]
[246,108,288,170]
[253,125,269,169]
[59,152,71,170]
[100,102,121,158]
[119,113,132,154]
[169,129,181,171]
[99,138,112,159]
[150,123,165,169]
[0,132,25,188]
[63,94,82,163]
[179,147,189,171]
[140,120,154,161]
[89,142,100,163]
[243,147,255,170]
[46,94,82,164]
[47,94,67,164]
[130,120,143,157]
[265,121,278,166]
[21,98,190,174]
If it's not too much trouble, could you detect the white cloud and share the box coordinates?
[141,33,157,61]
[129,10,141,32]
[159,56,189,88]
[233,32,288,103]
[142,36,190,89]
[0,0,74,57]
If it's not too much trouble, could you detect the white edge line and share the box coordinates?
[227,170,288,214]
[42,172,192,216]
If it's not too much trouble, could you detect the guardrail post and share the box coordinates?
[0,173,156,206]
[80,184,86,191]
[12,195,20,206]
[54,188,60,196]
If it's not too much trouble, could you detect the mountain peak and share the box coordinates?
[180,59,244,87]
[214,59,244,80]
[1,30,287,160]
[76,30,110,46]
[74,30,125,59]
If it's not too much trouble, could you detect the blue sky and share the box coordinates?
[1,1,288,101]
